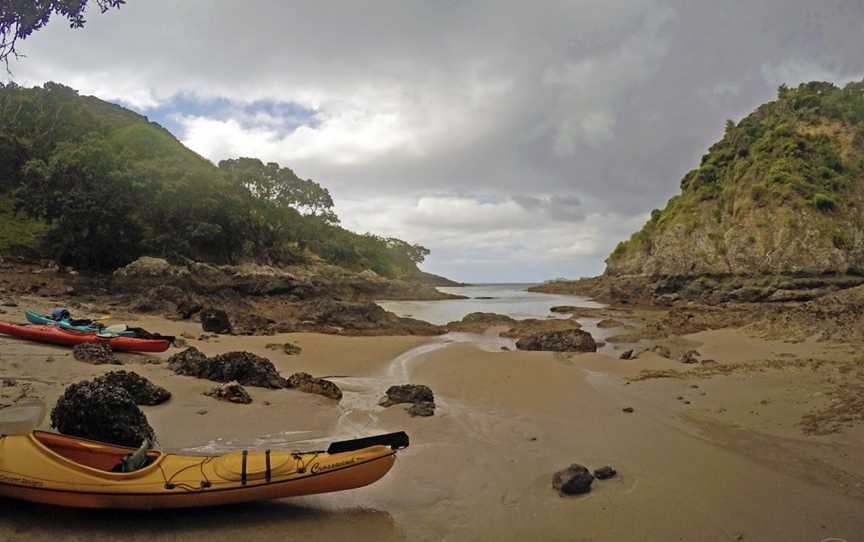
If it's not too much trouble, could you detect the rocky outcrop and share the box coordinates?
[287,372,342,400]
[515,329,597,352]
[751,284,864,342]
[166,345,208,367]
[204,382,252,404]
[112,257,457,336]
[95,371,171,406]
[380,384,434,406]
[230,313,279,335]
[379,384,435,416]
[501,318,582,340]
[446,312,515,332]
[640,304,765,338]
[291,298,443,336]
[552,464,594,495]
[72,343,119,365]
[132,285,202,319]
[51,379,155,447]
[167,348,287,388]
[113,257,460,302]
[446,313,585,339]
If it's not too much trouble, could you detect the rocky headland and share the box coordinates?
[531,82,864,344]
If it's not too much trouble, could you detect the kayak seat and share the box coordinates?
[33,431,161,472]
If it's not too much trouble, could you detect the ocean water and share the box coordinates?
[377,283,604,325]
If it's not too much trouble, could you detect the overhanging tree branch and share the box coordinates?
[1,0,126,74]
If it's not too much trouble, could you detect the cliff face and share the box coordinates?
[606,81,864,277]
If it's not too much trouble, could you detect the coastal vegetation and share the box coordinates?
[0,82,429,278]
[606,81,864,277]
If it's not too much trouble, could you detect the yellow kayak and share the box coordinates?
[0,403,407,509]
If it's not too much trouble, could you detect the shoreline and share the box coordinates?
[2,296,863,540]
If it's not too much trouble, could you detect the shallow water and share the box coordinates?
[378,283,603,325]
[173,285,612,457]
[183,331,513,455]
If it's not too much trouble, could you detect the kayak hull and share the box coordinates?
[0,321,170,353]
[0,432,398,509]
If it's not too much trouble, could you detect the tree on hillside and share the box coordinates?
[0,132,28,190]
[218,157,339,223]
[15,135,143,270]
[1,0,125,70]
[385,237,430,264]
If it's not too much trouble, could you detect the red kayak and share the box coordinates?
[0,322,170,353]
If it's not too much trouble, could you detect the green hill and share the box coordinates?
[0,82,429,277]
[606,81,864,277]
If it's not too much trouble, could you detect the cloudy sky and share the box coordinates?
[6,1,864,281]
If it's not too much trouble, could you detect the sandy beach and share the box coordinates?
[1,295,863,542]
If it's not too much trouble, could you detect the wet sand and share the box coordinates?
[1,304,863,541]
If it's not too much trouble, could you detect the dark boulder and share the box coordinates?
[287,372,342,400]
[552,464,594,495]
[379,384,434,406]
[51,379,155,447]
[204,382,252,404]
[167,346,208,368]
[200,308,231,334]
[593,466,617,480]
[620,349,634,360]
[95,370,171,406]
[72,343,120,365]
[379,384,436,416]
[168,348,287,389]
[516,329,597,353]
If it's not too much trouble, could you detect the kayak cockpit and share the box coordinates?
[30,431,162,473]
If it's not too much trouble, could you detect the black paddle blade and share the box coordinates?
[327,431,409,454]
